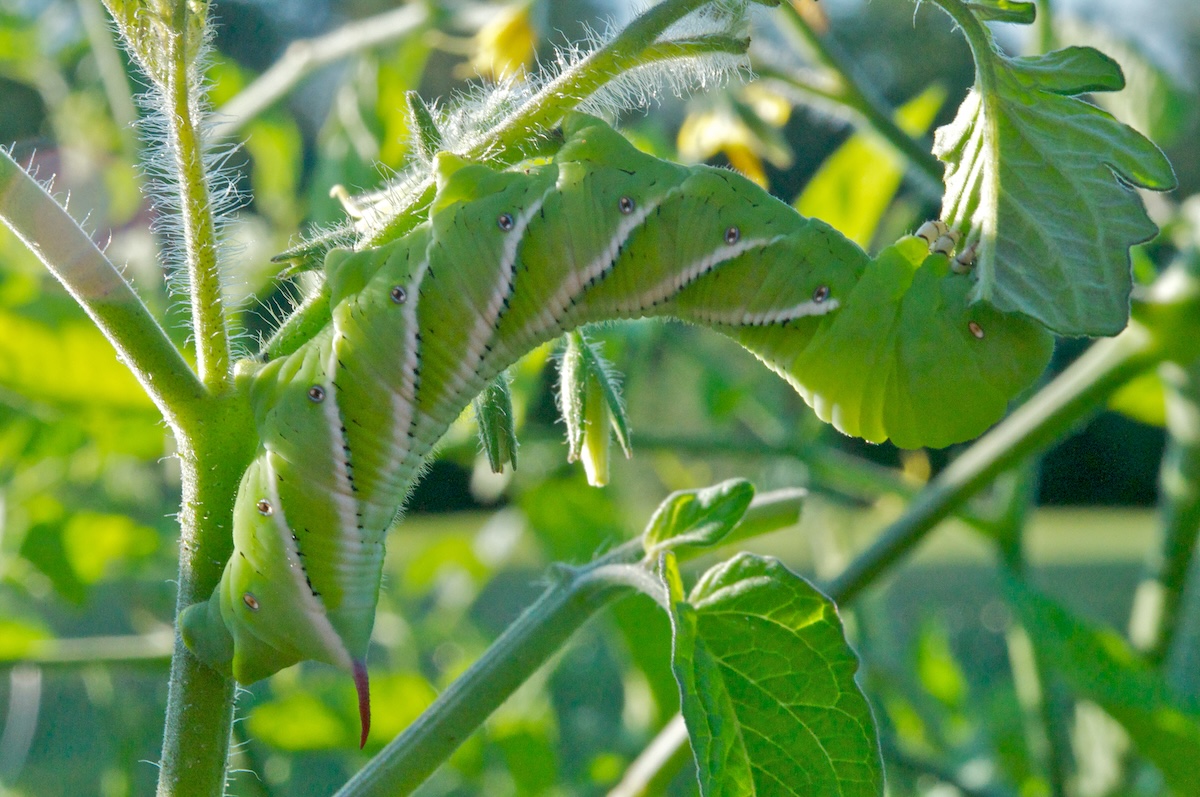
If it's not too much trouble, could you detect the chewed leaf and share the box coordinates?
[935,34,1176,336]
[666,553,883,796]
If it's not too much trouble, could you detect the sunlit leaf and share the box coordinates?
[642,479,754,556]
[62,511,158,584]
[0,310,156,412]
[666,553,883,796]
[0,618,51,658]
[248,691,349,750]
[935,24,1176,335]
[1108,369,1166,427]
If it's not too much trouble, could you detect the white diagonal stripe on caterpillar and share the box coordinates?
[517,188,670,347]
[447,187,554,406]
[262,452,354,671]
[689,297,841,327]
[615,234,785,315]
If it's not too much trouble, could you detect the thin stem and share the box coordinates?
[0,149,204,432]
[479,0,713,151]
[0,632,173,667]
[1128,358,1200,664]
[607,714,691,797]
[1034,0,1055,54]
[211,4,432,142]
[166,8,229,390]
[770,4,944,197]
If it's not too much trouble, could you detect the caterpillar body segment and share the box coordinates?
[181,112,1053,744]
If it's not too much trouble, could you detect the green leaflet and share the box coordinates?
[933,4,1177,335]
[182,112,1055,746]
[665,552,883,796]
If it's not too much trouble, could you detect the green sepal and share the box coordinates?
[642,479,755,558]
[271,226,356,277]
[406,90,444,163]
[559,331,632,487]
[474,371,519,473]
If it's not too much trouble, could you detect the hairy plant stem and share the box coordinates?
[166,9,229,390]
[159,402,257,797]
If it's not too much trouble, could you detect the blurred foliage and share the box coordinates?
[0,1,1199,796]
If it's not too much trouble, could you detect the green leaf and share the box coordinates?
[665,553,883,796]
[934,15,1176,335]
[247,691,350,751]
[1006,578,1200,793]
[797,86,946,248]
[642,479,755,556]
[1057,17,1197,147]
[0,310,157,412]
[0,618,51,659]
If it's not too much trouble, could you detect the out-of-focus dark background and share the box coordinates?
[1,1,1198,795]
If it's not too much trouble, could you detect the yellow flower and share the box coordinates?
[677,88,793,188]
[469,2,537,82]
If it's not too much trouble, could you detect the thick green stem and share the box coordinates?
[363,0,753,247]
[335,554,639,797]
[824,252,1200,603]
[1128,358,1200,663]
[158,400,258,797]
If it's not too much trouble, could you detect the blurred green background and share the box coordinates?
[1,1,1199,795]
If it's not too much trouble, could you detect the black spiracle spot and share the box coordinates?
[307,385,326,402]
[812,285,830,303]
[243,593,260,611]
[390,286,407,304]
[255,499,273,516]
[497,213,515,232]
[619,196,635,214]
[724,226,741,245]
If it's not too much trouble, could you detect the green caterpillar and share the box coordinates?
[180,112,1053,744]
